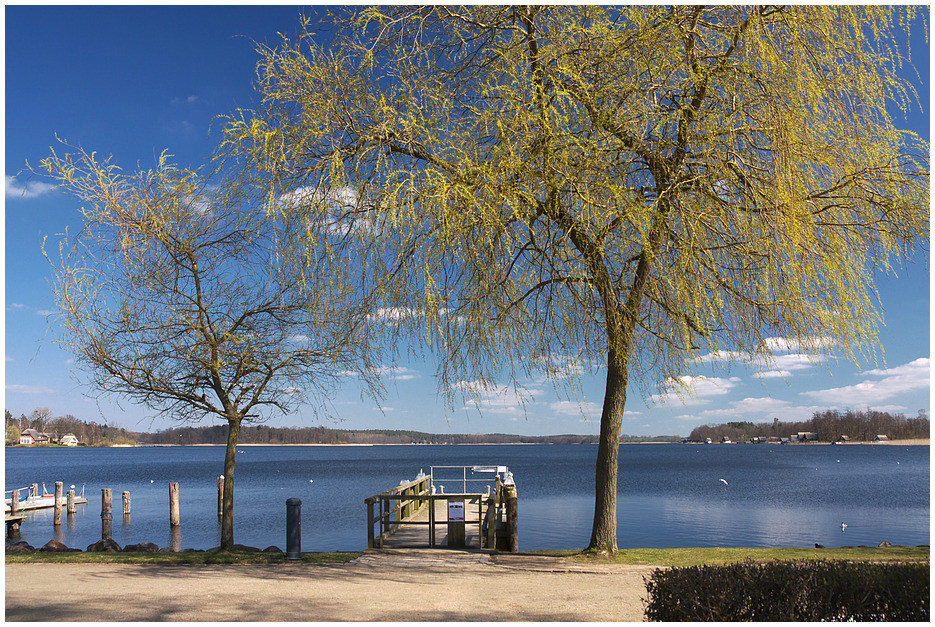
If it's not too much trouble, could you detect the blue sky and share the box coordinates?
[4,6,930,437]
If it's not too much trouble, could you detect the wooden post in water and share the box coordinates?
[504,484,518,553]
[101,488,113,540]
[217,475,224,518]
[31,483,39,498]
[67,489,76,514]
[53,481,63,526]
[122,491,131,517]
[10,489,20,516]
[169,482,180,527]
[366,499,375,548]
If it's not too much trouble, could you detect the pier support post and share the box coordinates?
[10,489,20,516]
[101,488,113,540]
[54,481,63,526]
[67,489,76,517]
[505,484,518,553]
[217,475,224,518]
[286,498,302,559]
[122,491,131,517]
[169,482,180,527]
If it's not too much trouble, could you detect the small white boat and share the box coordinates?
[4,484,88,513]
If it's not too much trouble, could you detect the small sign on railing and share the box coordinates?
[448,499,465,522]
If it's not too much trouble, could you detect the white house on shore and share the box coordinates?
[59,433,79,446]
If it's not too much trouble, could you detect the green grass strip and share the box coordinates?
[7,546,927,567]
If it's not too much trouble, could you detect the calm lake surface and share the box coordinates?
[5,443,929,551]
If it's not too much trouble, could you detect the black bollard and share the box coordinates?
[286,498,302,560]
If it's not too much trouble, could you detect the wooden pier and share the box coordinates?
[365,467,518,551]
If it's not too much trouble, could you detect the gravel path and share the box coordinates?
[6,550,653,621]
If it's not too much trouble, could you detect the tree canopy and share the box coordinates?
[232,6,926,550]
[40,144,382,548]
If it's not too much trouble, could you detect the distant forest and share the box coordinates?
[136,425,679,446]
[688,409,929,443]
[7,406,927,447]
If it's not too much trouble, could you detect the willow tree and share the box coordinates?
[40,145,380,550]
[224,6,929,551]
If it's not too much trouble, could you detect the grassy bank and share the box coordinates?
[6,545,927,567]
[4,550,363,565]
[534,545,929,567]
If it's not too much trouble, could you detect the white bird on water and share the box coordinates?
[719,478,729,486]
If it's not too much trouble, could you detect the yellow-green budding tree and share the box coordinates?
[224,6,929,551]
[41,145,382,550]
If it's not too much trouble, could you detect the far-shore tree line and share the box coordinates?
[5,407,136,447]
[688,409,929,444]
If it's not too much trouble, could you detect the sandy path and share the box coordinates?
[5,550,653,622]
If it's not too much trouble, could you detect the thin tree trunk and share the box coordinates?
[589,342,629,552]
[220,417,241,550]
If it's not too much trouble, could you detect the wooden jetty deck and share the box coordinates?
[365,466,519,551]
[381,497,484,549]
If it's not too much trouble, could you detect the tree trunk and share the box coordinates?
[220,417,241,550]
[588,342,629,552]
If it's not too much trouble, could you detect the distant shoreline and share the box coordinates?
[129,439,929,447]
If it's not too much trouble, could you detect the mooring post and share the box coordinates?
[217,475,224,518]
[101,488,113,540]
[122,491,131,517]
[10,489,20,516]
[67,489,76,514]
[366,499,375,548]
[286,498,302,559]
[170,525,181,552]
[31,483,39,499]
[169,482,180,527]
[53,481,63,526]
[505,484,518,553]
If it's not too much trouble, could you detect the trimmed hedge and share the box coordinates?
[643,559,929,621]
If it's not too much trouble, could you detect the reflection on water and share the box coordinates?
[6,443,929,551]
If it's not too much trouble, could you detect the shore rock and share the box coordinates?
[40,540,79,552]
[157,546,179,553]
[878,540,893,547]
[6,540,36,553]
[262,545,283,553]
[87,538,122,552]
[123,542,160,552]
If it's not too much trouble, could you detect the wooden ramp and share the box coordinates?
[382,497,483,549]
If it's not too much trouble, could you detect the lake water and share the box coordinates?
[4,443,929,552]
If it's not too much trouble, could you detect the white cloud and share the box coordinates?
[651,375,742,406]
[451,380,540,416]
[752,370,791,379]
[6,303,26,311]
[676,397,826,422]
[5,355,14,362]
[763,336,836,353]
[696,337,833,376]
[6,384,56,395]
[369,365,421,381]
[550,400,602,417]
[804,357,929,406]
[171,95,200,105]
[6,175,56,199]
[367,307,417,323]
